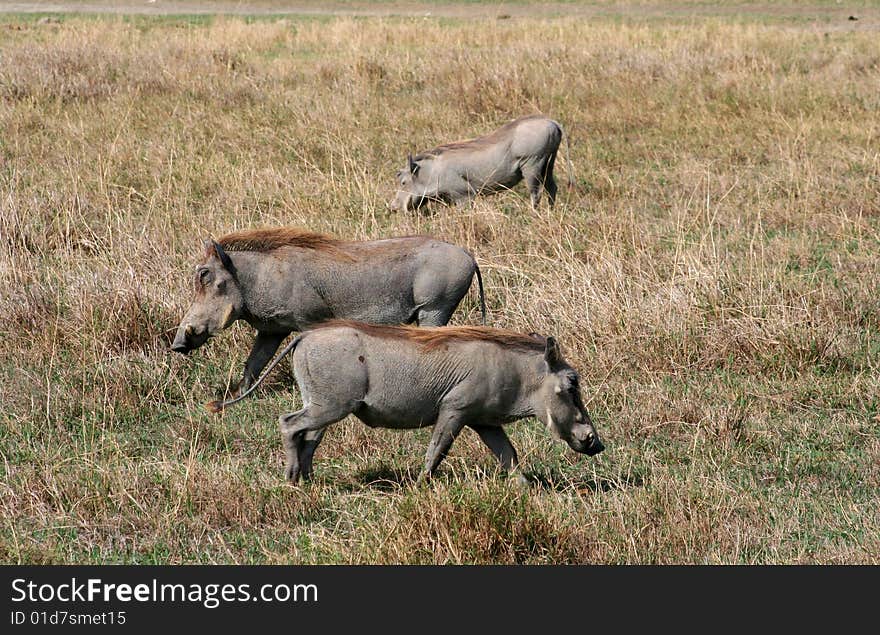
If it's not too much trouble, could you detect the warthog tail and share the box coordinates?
[205,334,304,414]
[474,262,487,325]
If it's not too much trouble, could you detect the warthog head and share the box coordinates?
[535,337,604,456]
[390,154,434,212]
[171,240,244,354]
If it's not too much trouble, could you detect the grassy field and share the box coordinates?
[1,3,879,564]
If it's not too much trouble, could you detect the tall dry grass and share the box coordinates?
[0,11,878,563]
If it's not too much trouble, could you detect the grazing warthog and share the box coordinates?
[209,320,604,483]
[390,114,569,212]
[171,228,486,398]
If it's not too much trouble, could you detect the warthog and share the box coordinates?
[171,228,486,398]
[209,320,604,483]
[390,114,569,212]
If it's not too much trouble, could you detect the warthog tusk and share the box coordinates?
[220,303,235,329]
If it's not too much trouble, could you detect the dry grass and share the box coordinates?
[1,7,879,563]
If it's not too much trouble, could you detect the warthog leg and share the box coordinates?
[470,424,529,486]
[237,331,288,396]
[543,154,558,208]
[469,425,518,471]
[283,428,306,483]
[298,428,327,481]
[523,154,557,209]
[416,307,456,327]
[422,411,466,478]
[279,405,349,483]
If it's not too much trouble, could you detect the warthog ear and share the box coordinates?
[544,336,563,370]
[204,239,234,272]
[408,154,419,176]
[212,240,234,272]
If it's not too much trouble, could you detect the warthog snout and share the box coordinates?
[390,192,412,213]
[568,426,604,456]
[170,340,189,354]
[171,324,208,354]
[584,433,604,456]
[170,325,191,354]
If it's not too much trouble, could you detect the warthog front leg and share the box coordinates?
[422,411,466,479]
[470,424,529,486]
[416,307,456,328]
[469,425,518,471]
[236,331,288,396]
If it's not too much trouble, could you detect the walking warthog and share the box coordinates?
[171,228,486,398]
[390,114,569,212]
[209,320,604,483]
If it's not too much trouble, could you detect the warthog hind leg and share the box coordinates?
[283,427,306,483]
[543,153,558,208]
[523,154,557,209]
[279,405,350,483]
[299,428,327,481]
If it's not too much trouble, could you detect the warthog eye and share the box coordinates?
[197,267,213,285]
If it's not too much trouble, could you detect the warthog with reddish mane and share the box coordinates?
[171,228,486,398]
[210,320,604,483]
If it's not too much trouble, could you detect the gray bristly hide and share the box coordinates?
[171,234,487,400]
[211,321,604,484]
[390,114,564,212]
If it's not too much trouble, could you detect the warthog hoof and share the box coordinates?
[285,464,301,483]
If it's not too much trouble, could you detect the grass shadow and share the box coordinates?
[322,460,645,495]
[335,464,422,492]
[526,468,645,494]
